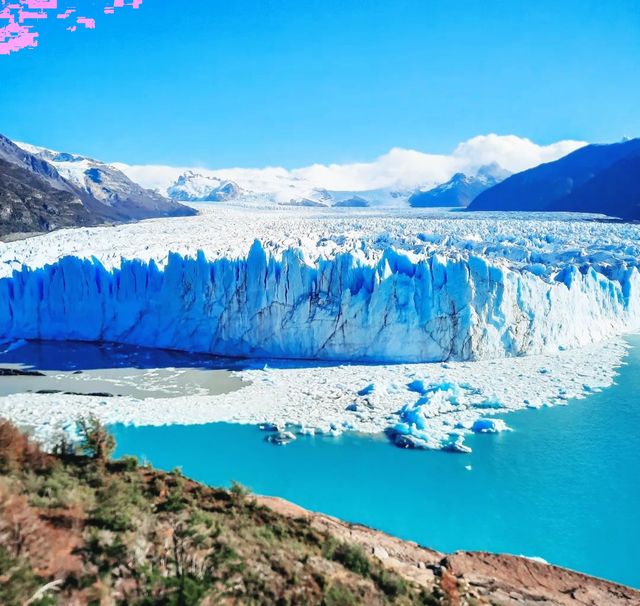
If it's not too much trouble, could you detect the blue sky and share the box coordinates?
[1,0,639,167]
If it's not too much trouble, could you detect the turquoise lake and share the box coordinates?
[112,338,640,589]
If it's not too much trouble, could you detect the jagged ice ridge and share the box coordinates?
[0,239,638,363]
[0,211,640,362]
[1,207,639,451]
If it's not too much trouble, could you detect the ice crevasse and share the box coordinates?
[0,240,638,363]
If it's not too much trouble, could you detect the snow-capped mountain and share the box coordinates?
[0,134,94,236]
[167,171,243,202]
[19,142,195,221]
[162,169,420,208]
[409,164,510,208]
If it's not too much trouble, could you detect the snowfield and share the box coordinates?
[0,205,639,450]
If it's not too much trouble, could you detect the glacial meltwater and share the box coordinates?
[2,338,638,587]
[0,340,247,398]
[111,338,640,589]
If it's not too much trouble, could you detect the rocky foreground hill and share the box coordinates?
[0,419,638,606]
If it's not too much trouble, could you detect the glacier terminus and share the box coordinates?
[0,205,638,451]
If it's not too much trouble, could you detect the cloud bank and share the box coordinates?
[115,134,587,196]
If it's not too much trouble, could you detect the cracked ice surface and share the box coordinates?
[2,206,640,275]
[1,206,640,363]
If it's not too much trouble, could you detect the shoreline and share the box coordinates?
[258,494,640,602]
[0,336,628,452]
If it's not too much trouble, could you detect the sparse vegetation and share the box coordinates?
[323,538,371,577]
[0,418,447,605]
[76,414,116,462]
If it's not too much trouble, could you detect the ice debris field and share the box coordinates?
[0,206,639,451]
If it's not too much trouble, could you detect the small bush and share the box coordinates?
[158,476,189,513]
[323,583,356,606]
[76,416,115,462]
[24,464,78,509]
[91,477,144,531]
[419,588,444,606]
[323,539,371,577]
[374,568,408,598]
[110,455,138,472]
[230,480,250,502]
[0,420,49,474]
[0,546,54,606]
[161,487,187,513]
[51,433,76,458]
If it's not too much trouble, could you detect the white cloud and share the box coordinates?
[114,134,587,196]
[452,134,586,174]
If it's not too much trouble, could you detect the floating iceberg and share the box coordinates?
[471,418,510,434]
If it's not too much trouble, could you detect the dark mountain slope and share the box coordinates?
[1,133,196,238]
[468,138,640,213]
[27,144,196,221]
[0,159,94,237]
[549,151,640,219]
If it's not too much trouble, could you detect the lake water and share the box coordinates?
[111,336,640,589]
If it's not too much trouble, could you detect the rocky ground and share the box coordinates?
[1,418,638,606]
[263,497,640,606]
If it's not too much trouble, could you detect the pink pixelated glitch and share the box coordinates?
[0,0,142,55]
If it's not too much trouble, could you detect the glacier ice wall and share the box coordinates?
[0,240,638,363]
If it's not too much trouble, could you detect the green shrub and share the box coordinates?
[110,455,138,472]
[230,480,250,502]
[323,583,356,606]
[0,546,55,606]
[159,479,188,513]
[76,416,115,462]
[374,568,408,598]
[91,477,144,531]
[323,539,371,577]
[23,464,80,509]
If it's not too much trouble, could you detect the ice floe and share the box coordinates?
[0,337,627,452]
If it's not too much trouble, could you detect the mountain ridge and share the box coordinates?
[0,134,196,238]
[409,163,510,208]
[468,138,640,218]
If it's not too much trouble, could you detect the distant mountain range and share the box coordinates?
[3,133,639,237]
[0,134,195,238]
[409,164,510,208]
[162,166,511,209]
[468,138,640,219]
[161,170,412,208]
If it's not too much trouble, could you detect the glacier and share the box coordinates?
[1,206,639,451]
[0,238,638,362]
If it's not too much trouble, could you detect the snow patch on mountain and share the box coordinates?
[167,171,242,202]
[17,142,194,218]
[409,164,511,208]
[115,134,586,207]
